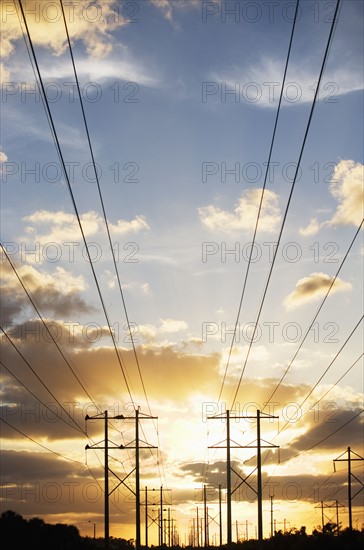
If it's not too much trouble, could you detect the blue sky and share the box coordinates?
[1,0,363,541]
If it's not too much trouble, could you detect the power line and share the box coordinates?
[218,0,300,403]
[0,416,84,465]
[230,0,342,408]
[279,315,363,434]
[262,218,363,411]
[17,0,135,405]
[0,359,82,434]
[0,242,101,411]
[58,0,166,487]
[0,325,84,434]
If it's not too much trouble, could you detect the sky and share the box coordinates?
[0,0,363,543]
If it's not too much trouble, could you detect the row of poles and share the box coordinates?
[84,409,363,549]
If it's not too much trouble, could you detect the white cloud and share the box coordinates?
[159,318,188,333]
[284,272,352,310]
[151,0,201,21]
[328,160,364,227]
[198,188,281,234]
[40,57,159,87]
[211,56,363,109]
[0,149,8,167]
[299,218,321,236]
[299,160,364,234]
[22,209,149,249]
[1,0,126,60]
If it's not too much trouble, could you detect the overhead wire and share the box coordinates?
[16,0,135,407]
[217,0,301,404]
[278,315,363,435]
[0,325,84,434]
[230,0,342,409]
[58,0,166,486]
[0,242,102,412]
[0,416,84,466]
[0,359,84,434]
[261,218,363,411]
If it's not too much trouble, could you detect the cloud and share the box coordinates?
[150,0,201,22]
[1,0,126,62]
[289,408,364,452]
[283,272,352,310]
[211,57,364,109]
[299,160,364,234]
[0,148,9,174]
[198,189,281,234]
[39,57,159,87]
[0,149,8,163]
[329,160,364,227]
[21,209,149,252]
[0,260,91,320]
[159,318,188,333]
[299,218,320,236]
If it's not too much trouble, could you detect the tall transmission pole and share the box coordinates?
[334,447,364,531]
[208,410,278,548]
[121,408,158,550]
[85,411,124,549]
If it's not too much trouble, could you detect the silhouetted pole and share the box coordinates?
[257,411,263,544]
[105,411,109,547]
[145,487,148,548]
[269,495,274,538]
[226,410,232,545]
[218,484,222,547]
[88,520,96,539]
[160,486,164,546]
[204,485,208,547]
[334,446,364,531]
[348,447,352,531]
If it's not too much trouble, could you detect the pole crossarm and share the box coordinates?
[333,447,364,531]
[207,409,279,549]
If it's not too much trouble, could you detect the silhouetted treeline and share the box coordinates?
[0,510,133,549]
[1,511,363,550]
[216,524,364,550]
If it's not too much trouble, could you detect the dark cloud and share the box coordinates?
[289,408,364,452]
[0,260,93,324]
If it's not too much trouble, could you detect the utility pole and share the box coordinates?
[334,447,364,531]
[218,484,222,547]
[269,495,274,538]
[87,409,157,550]
[145,487,148,548]
[122,409,158,550]
[85,411,125,549]
[208,410,278,549]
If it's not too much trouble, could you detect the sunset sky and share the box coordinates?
[0,0,363,543]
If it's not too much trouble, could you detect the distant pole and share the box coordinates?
[204,485,208,547]
[257,410,263,547]
[336,500,340,535]
[145,487,148,548]
[88,521,96,539]
[236,520,238,543]
[135,409,141,550]
[348,447,352,531]
[105,411,109,549]
[160,487,164,546]
[321,502,324,532]
[197,507,200,547]
[226,410,232,545]
[269,495,274,538]
[218,484,222,547]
